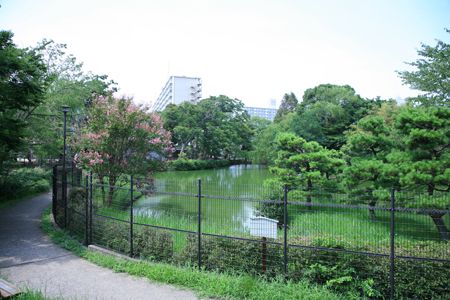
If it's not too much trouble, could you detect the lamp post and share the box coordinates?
[62,105,69,228]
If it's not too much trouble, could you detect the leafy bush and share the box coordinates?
[179,234,449,299]
[0,167,50,201]
[168,159,231,171]
[134,226,173,262]
[256,178,284,226]
[89,217,174,263]
[66,187,87,237]
[179,234,283,278]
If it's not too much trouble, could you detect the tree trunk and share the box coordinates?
[367,187,376,220]
[368,201,376,220]
[306,179,312,210]
[425,186,449,240]
[429,213,449,241]
[100,177,106,205]
[107,176,116,207]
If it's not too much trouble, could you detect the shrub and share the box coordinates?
[89,216,174,262]
[179,235,283,278]
[179,234,449,299]
[66,187,87,238]
[0,167,50,201]
[168,159,231,171]
[257,179,284,226]
[134,226,173,262]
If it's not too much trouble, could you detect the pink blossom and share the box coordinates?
[150,137,161,144]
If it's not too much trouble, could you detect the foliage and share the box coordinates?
[394,106,450,240]
[0,31,49,172]
[73,96,172,205]
[25,40,116,161]
[395,106,450,196]
[274,92,298,123]
[342,104,401,216]
[258,132,344,223]
[397,29,450,107]
[180,233,449,299]
[0,167,50,202]
[256,178,284,224]
[271,133,344,200]
[167,158,231,171]
[251,112,296,165]
[162,95,252,160]
[293,84,386,149]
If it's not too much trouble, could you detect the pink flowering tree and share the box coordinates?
[73,95,172,206]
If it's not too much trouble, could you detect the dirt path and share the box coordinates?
[0,193,199,300]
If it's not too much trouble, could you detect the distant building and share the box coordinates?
[151,76,202,111]
[244,106,277,121]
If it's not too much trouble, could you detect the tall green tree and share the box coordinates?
[395,106,449,240]
[293,84,383,149]
[274,92,298,123]
[343,103,400,219]
[397,30,449,107]
[26,40,116,161]
[0,31,49,172]
[271,132,344,204]
[162,102,201,156]
[162,95,252,160]
[251,112,296,165]
[258,132,344,224]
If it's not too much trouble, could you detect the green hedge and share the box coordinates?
[180,234,450,299]
[90,217,174,263]
[0,167,50,202]
[167,159,232,171]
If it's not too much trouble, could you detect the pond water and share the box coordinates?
[133,164,272,232]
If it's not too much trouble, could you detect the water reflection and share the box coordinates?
[133,165,271,231]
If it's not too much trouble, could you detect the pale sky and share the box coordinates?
[1,0,449,108]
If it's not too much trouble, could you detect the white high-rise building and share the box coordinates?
[244,107,278,121]
[151,76,202,111]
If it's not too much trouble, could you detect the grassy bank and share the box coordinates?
[41,208,345,300]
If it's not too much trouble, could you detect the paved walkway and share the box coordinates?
[0,193,199,300]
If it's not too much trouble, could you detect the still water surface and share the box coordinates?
[134,165,272,230]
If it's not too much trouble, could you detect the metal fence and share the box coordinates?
[53,166,450,299]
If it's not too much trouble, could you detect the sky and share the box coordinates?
[1,0,449,108]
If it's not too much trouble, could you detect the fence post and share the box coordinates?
[84,174,89,246]
[389,188,396,300]
[52,165,57,218]
[197,178,202,269]
[89,171,93,244]
[62,106,68,228]
[283,185,288,276]
[130,175,134,257]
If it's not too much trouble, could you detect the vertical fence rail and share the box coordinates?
[62,108,68,229]
[390,188,396,300]
[130,175,134,257]
[84,174,89,246]
[197,178,202,269]
[89,171,93,245]
[283,185,288,276]
[52,165,57,218]
[62,166,67,228]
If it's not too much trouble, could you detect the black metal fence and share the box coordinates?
[53,166,450,299]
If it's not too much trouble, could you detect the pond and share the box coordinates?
[133,164,272,233]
